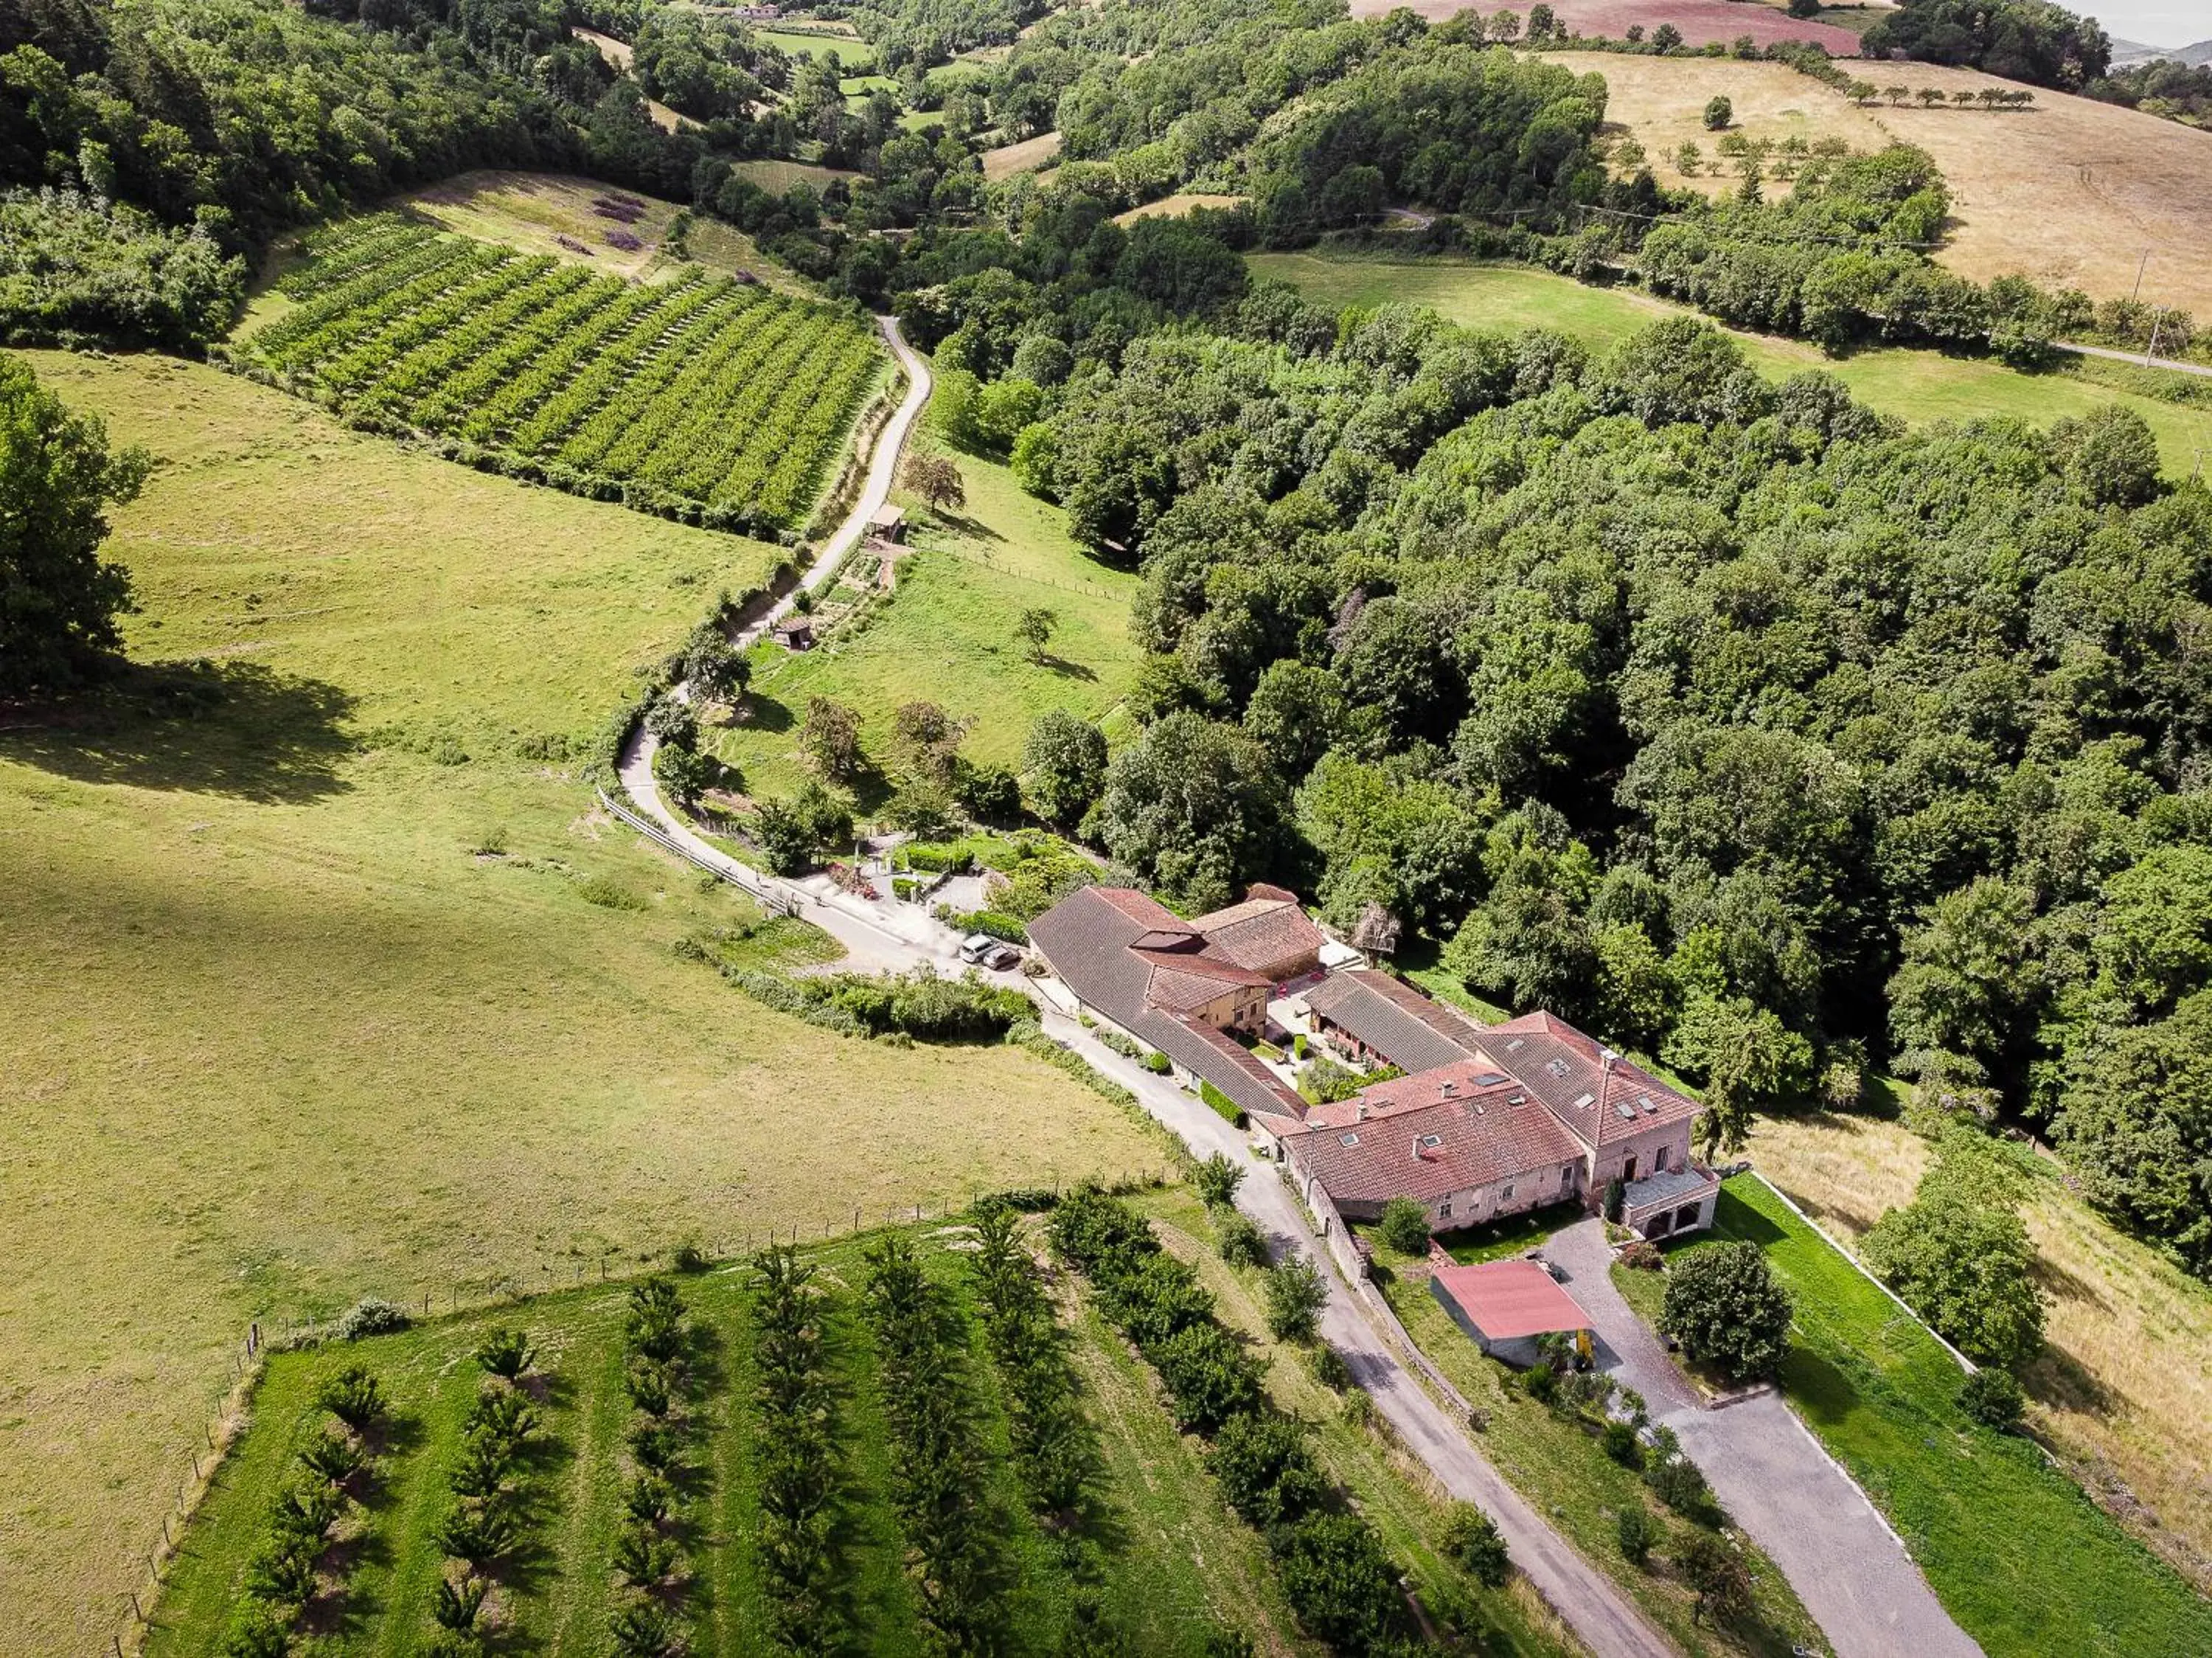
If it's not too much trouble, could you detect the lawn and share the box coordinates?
[1677,1177,2212,1657]
[705,435,1141,805]
[0,351,1166,1654]
[1366,1256,1825,1656]
[147,1215,1311,1656]
[1750,1109,2212,1595]
[1248,252,2212,478]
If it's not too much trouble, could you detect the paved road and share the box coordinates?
[616,318,1676,1655]
[2060,339,2212,381]
[1545,1221,1981,1658]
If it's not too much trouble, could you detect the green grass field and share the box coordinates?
[0,352,1165,1654]
[1666,1178,2212,1657]
[1371,1263,1826,1657]
[758,27,872,64]
[706,434,1141,805]
[1248,254,2212,478]
[147,1217,1312,1657]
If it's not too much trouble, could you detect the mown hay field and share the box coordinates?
[1248,252,2212,476]
[237,215,883,533]
[1750,1111,2212,1595]
[1548,52,2212,318]
[0,352,1164,1655]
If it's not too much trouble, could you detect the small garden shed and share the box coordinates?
[1429,1258,1593,1368]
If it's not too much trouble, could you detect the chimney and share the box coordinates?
[1354,1101,1368,1122]
[1439,1078,1457,1099]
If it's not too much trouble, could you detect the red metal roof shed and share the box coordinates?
[1430,1259,1591,1341]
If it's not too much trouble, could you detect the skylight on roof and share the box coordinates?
[1572,1092,1595,1109]
[1503,1037,1525,1052]
[1470,1072,1507,1086]
[1419,1134,1443,1148]
[1616,1102,1636,1119]
[1545,1057,1572,1078]
[1339,1131,1360,1148]
[1639,1095,1657,1114]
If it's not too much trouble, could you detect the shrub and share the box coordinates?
[473,1328,534,1381]
[298,1427,366,1485]
[1619,1240,1663,1271]
[1375,1197,1431,1257]
[1704,95,1733,131]
[1275,1511,1410,1653]
[1151,1322,1266,1435]
[672,1241,710,1273]
[1679,1530,1753,1625]
[434,1501,515,1566]
[1198,1078,1247,1128]
[1601,1420,1644,1468]
[1209,1412,1327,1527]
[1264,1256,1327,1344]
[1617,1505,1659,1565]
[1307,1343,1352,1392]
[432,1573,488,1631]
[1659,1242,1792,1382]
[1217,1211,1271,1269]
[336,1298,410,1342]
[1194,1151,1247,1210]
[1521,1363,1559,1404]
[1441,1502,1512,1587]
[316,1364,386,1431]
[1960,1367,2026,1430]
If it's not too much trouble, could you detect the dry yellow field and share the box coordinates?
[1116,192,1251,223]
[1750,1111,2212,1591]
[981,129,1063,180]
[1556,53,2212,319]
[400,170,782,285]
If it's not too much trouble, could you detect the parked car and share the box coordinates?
[959,933,1021,970]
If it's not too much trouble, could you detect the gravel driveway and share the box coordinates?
[1544,1219,1983,1658]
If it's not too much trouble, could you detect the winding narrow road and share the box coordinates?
[612,317,1685,1658]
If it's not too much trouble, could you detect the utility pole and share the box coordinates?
[2144,305,2164,367]
[2131,247,2150,303]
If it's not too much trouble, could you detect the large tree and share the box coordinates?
[0,352,148,695]
[1094,711,1283,912]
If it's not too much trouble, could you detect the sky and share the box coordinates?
[2084,2,2210,47]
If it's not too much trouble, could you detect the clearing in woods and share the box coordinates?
[981,130,1063,181]
[1749,1110,2212,1595]
[0,352,1164,1655]
[1552,53,2212,319]
[1115,192,1251,223]
[704,435,1143,805]
[1248,252,2212,476]
[398,170,801,293]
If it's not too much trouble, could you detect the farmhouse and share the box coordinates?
[1025,884,1324,1126]
[1028,884,1718,1240]
[1429,1258,1594,1368]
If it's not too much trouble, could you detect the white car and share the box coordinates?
[959,933,1021,970]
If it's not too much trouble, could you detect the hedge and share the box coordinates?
[1199,1079,1248,1129]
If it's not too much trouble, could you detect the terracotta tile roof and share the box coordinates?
[1141,951,1267,1014]
[1188,895,1328,977]
[1304,969,1486,1073]
[1475,1012,1700,1148]
[1431,1259,1592,1339]
[1283,1076,1585,1207]
[1148,1015,1307,1120]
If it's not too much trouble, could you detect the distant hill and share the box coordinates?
[2111,37,2212,66]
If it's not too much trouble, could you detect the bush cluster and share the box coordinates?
[787,965,1035,1041]
[750,1246,843,1653]
[425,1332,542,1654]
[861,1235,1006,1650]
[970,1207,1099,1522]
[1048,1187,1431,1654]
[610,1279,698,1657]
[223,1364,386,1654]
